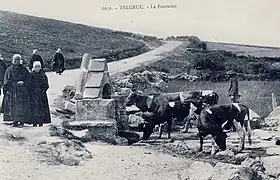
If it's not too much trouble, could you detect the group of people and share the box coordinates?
[29,48,65,75]
[0,48,66,128]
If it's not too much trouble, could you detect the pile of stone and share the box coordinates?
[36,139,92,166]
[112,70,198,92]
[265,107,280,127]
[181,157,272,180]
[62,85,76,101]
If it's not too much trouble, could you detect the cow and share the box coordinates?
[159,90,219,133]
[197,103,252,155]
[125,91,174,140]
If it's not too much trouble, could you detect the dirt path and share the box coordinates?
[0,41,190,180]
[46,40,183,106]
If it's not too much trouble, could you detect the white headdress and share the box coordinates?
[56,48,61,53]
[12,54,21,64]
[33,61,41,67]
[12,54,21,60]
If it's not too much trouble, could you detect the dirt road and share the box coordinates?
[46,40,183,106]
[0,41,191,180]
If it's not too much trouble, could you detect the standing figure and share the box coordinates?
[27,61,51,127]
[227,70,240,103]
[53,48,65,75]
[29,49,44,71]
[0,54,7,95]
[1,54,30,127]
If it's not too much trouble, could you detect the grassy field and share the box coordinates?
[166,80,280,118]
[124,40,280,118]
[0,10,161,71]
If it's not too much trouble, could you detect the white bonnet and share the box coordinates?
[33,61,41,67]
[12,54,21,60]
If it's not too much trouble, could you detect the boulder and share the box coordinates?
[252,129,275,141]
[241,157,273,179]
[265,107,280,127]
[262,156,280,178]
[116,136,129,145]
[235,153,250,162]
[62,85,76,100]
[182,161,214,180]
[266,147,280,156]
[37,139,92,166]
[211,163,255,180]
[50,121,117,144]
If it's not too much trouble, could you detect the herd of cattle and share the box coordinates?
[125,90,252,155]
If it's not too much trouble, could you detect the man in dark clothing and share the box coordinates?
[227,70,240,103]
[0,54,7,95]
[53,48,65,75]
[29,49,44,71]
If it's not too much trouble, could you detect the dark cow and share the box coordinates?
[162,90,219,133]
[198,103,252,155]
[125,91,173,140]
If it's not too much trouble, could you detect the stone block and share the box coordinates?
[76,99,115,122]
[74,69,88,100]
[88,59,108,72]
[68,120,117,144]
[80,53,91,69]
[83,88,100,99]
[84,72,104,88]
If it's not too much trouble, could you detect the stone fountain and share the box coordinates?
[70,53,117,143]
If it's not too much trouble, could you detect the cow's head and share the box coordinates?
[125,91,139,106]
[213,131,227,151]
[125,91,149,112]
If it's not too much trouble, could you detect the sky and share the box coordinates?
[0,0,280,47]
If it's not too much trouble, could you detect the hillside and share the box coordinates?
[0,11,161,71]
[206,41,280,58]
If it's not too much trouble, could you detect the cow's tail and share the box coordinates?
[245,106,252,145]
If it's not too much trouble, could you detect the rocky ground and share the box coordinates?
[1,39,280,180]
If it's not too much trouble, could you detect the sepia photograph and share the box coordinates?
[0,0,280,179]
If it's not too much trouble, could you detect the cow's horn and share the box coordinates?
[223,129,231,133]
[221,120,228,129]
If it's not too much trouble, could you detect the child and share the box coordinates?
[27,61,51,127]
